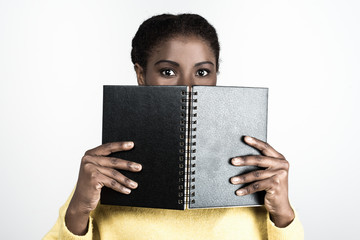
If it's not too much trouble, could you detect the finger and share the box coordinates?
[82,155,142,172]
[86,141,134,156]
[95,171,132,194]
[235,173,286,196]
[244,136,284,158]
[231,155,288,169]
[97,166,138,189]
[230,169,277,185]
[235,177,273,196]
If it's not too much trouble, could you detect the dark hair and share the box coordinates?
[131,13,220,72]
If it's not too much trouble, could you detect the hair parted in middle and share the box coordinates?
[131,13,220,72]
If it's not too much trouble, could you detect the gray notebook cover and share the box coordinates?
[188,86,268,209]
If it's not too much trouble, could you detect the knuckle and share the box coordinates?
[255,155,263,165]
[278,169,288,178]
[242,156,249,164]
[264,142,271,149]
[83,162,94,172]
[240,175,246,183]
[252,183,260,190]
[106,142,114,151]
[111,169,118,177]
[255,155,262,162]
[81,155,90,163]
[253,170,261,178]
[124,177,131,184]
[271,176,281,186]
[111,158,119,166]
[110,179,117,187]
[127,161,134,169]
[90,170,99,179]
[103,142,115,153]
[267,188,276,195]
[282,160,290,170]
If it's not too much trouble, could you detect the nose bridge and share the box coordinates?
[178,71,194,86]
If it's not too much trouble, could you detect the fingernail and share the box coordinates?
[232,158,241,165]
[245,136,254,143]
[130,181,138,188]
[231,177,240,184]
[236,189,245,196]
[124,188,131,194]
[127,142,134,147]
[134,164,142,170]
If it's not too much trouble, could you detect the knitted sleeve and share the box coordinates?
[266,211,304,240]
[42,190,94,240]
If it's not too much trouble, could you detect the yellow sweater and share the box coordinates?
[44,190,303,240]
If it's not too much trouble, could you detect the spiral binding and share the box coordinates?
[178,89,198,208]
[178,90,188,206]
[188,91,198,206]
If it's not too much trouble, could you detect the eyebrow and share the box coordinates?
[154,60,215,67]
[154,60,179,66]
[194,61,214,67]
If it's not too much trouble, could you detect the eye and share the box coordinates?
[161,69,176,77]
[196,69,210,77]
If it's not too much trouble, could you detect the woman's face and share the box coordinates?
[135,35,217,86]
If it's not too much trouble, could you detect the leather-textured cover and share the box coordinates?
[188,86,268,209]
[101,85,187,210]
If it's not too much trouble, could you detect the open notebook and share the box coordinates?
[101,85,268,210]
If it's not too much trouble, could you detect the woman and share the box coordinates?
[44,13,303,240]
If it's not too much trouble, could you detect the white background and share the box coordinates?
[1,0,359,239]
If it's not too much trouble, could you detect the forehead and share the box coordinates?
[148,36,216,63]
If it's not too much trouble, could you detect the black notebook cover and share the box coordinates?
[101,85,268,210]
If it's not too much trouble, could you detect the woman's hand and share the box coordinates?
[65,141,142,235]
[230,136,294,228]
